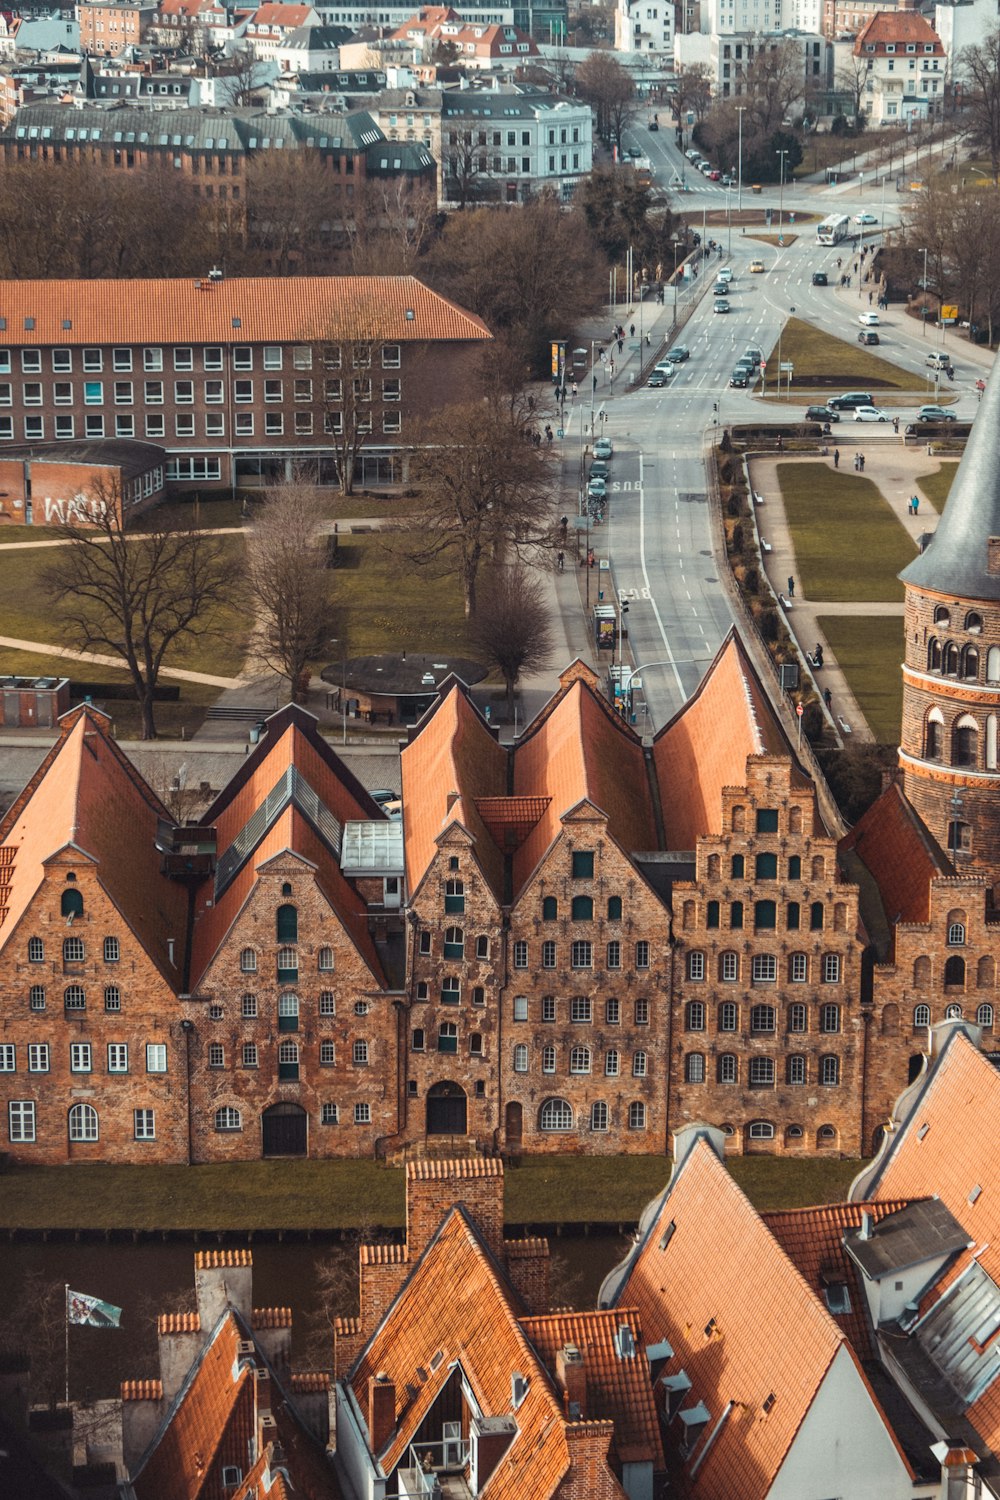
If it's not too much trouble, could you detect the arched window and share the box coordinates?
[685,1052,705,1083]
[817,1124,838,1147]
[749,1057,775,1086]
[731,854,745,878]
[750,1004,776,1033]
[819,1003,840,1033]
[318,947,334,972]
[607,896,622,920]
[810,902,825,931]
[633,1051,648,1077]
[605,1049,620,1076]
[591,1102,609,1132]
[755,852,777,880]
[787,901,801,930]
[445,879,465,913]
[540,1098,573,1132]
[571,895,593,921]
[240,948,257,973]
[706,855,720,881]
[820,1055,840,1086]
[103,937,120,963]
[934,605,951,626]
[64,985,85,1011]
[988,646,1000,682]
[989,716,999,772]
[444,926,464,958]
[754,900,776,931]
[925,708,943,760]
[947,921,966,946]
[944,643,959,676]
[687,952,705,983]
[215,1106,242,1131]
[881,1003,899,1035]
[27,937,44,963]
[977,1004,995,1029]
[787,855,801,879]
[785,1125,804,1144]
[542,896,558,921]
[977,956,995,989]
[61,888,84,918]
[966,611,983,634]
[787,1054,806,1085]
[276,905,298,943]
[68,1103,98,1142]
[682,901,695,930]
[944,955,966,987]
[569,1045,591,1074]
[748,1121,775,1141]
[954,715,978,767]
[628,1101,647,1130]
[963,646,980,681]
[811,855,825,881]
[945,1002,963,1019]
[706,900,720,929]
[685,1001,705,1031]
[63,937,85,963]
[278,994,299,1031]
[276,946,298,980]
[913,1003,931,1028]
[730,900,744,929]
[913,955,931,989]
[719,951,739,983]
[718,1001,738,1031]
[278,1039,299,1079]
[788,1002,807,1032]
[717,1054,737,1084]
[789,952,808,983]
[928,638,942,672]
[948,821,972,857]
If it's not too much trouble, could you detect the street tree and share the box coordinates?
[400,395,556,617]
[835,53,870,128]
[43,483,241,740]
[469,563,554,717]
[221,46,269,105]
[246,478,337,699]
[577,166,676,273]
[745,38,806,136]
[959,30,1000,185]
[903,180,1000,342]
[441,129,499,208]
[343,178,440,274]
[672,63,713,126]
[576,51,637,152]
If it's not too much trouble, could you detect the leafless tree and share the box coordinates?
[244,153,337,275]
[442,129,499,208]
[246,478,336,699]
[672,63,713,125]
[42,480,241,740]
[469,564,554,717]
[0,1272,66,1406]
[745,37,806,135]
[959,30,1000,184]
[343,178,440,274]
[576,51,637,153]
[221,46,269,106]
[836,53,870,127]
[399,395,556,617]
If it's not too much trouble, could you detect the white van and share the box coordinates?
[926,351,949,370]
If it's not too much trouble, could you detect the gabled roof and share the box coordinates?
[347,1206,585,1500]
[839,780,949,929]
[0,274,492,347]
[606,1135,854,1498]
[519,1308,661,1465]
[855,9,944,54]
[0,705,188,984]
[190,706,388,987]
[510,665,655,898]
[400,681,508,902]
[651,630,802,851]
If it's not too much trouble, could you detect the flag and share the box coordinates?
[66,1289,122,1328]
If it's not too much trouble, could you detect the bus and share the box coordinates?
[817,214,851,246]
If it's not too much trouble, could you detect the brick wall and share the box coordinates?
[406,1158,505,1261]
[504,1238,550,1313]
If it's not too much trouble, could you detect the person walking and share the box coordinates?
[859,453,865,472]
[893,416,899,434]
[824,688,833,710]
[833,448,840,469]
[787,575,795,598]
[557,550,565,571]
[629,323,635,338]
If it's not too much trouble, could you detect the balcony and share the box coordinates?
[398,1439,471,1500]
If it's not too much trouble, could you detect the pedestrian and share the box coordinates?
[571,381,578,399]
[787,575,795,598]
[947,365,954,381]
[859,453,865,472]
[853,452,859,471]
[869,291,873,305]
[833,448,840,468]
[836,257,842,269]
[777,433,783,453]
[527,393,535,411]
[629,323,635,338]
[557,550,565,571]
[645,332,651,346]
[592,373,598,393]
[617,337,624,355]
[824,688,832,710]
[544,424,553,444]
[913,494,918,514]
[893,417,899,434]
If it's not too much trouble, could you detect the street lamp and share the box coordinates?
[776,149,789,242]
[920,246,928,337]
[671,232,682,327]
[737,105,746,213]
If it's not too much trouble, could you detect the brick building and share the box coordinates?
[77,0,158,56]
[0,274,490,498]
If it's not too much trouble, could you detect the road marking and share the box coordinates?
[637,452,687,699]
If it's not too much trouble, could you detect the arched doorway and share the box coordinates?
[505,1102,523,1150]
[426,1081,467,1136]
[262,1102,307,1158]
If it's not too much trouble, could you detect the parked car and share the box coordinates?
[750,258,765,273]
[854,212,878,226]
[685,148,700,161]
[828,391,874,411]
[744,347,763,368]
[626,145,642,159]
[853,406,890,422]
[370,788,398,807]
[730,368,749,387]
[665,345,690,362]
[858,330,880,345]
[589,460,609,482]
[721,174,733,186]
[708,170,721,181]
[858,311,880,327]
[594,437,613,459]
[588,475,607,498]
[917,406,957,422]
[811,271,828,286]
[805,405,840,423]
[714,299,731,314]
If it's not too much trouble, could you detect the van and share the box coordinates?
[926,351,949,370]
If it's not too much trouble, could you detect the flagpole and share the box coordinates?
[64,1283,70,1405]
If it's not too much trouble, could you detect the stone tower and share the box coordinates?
[899,365,1000,886]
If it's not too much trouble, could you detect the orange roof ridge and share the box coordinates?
[360,1243,409,1265]
[406,1157,503,1180]
[252,1307,293,1328]
[194,1249,253,1268]
[121,1379,163,1401]
[157,1312,202,1334]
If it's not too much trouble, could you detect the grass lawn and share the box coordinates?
[0,534,251,679]
[778,462,916,602]
[168,490,427,530]
[326,532,473,660]
[818,614,905,745]
[776,317,917,393]
[0,1153,866,1234]
[917,462,958,515]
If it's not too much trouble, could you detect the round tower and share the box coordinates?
[899,367,1000,886]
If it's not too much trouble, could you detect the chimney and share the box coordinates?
[859,1210,873,1241]
[194,1250,253,1329]
[446,790,460,811]
[368,1371,396,1453]
[556,1344,586,1419]
[255,1365,272,1416]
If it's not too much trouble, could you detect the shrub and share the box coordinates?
[758,608,779,641]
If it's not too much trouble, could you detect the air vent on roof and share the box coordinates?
[918,1122,930,1140]
[511,1372,529,1409]
[614,1324,636,1359]
[762,1392,776,1414]
[970,1184,983,1205]
[659,1220,676,1251]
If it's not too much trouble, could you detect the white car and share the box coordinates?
[858,311,880,327]
[854,212,878,226]
[653,359,676,377]
[853,406,889,423]
[717,267,733,284]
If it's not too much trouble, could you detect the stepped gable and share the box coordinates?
[400,682,508,901]
[651,629,804,851]
[0,704,188,983]
[839,781,949,931]
[900,363,1000,599]
[347,1206,583,1500]
[190,705,387,987]
[510,664,655,898]
[519,1308,660,1465]
[763,1199,915,1361]
[606,1135,889,1500]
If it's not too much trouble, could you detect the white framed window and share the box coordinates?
[241,992,258,1018]
[107,1043,128,1072]
[571,940,592,969]
[790,952,807,982]
[242,1042,258,1068]
[751,1004,776,1033]
[64,936,85,963]
[752,954,777,984]
[607,940,621,969]
[686,1001,705,1031]
[571,996,592,1022]
[208,1043,224,1068]
[606,997,620,1024]
[748,1120,774,1140]
[27,936,43,963]
[103,936,120,963]
[64,985,85,1012]
[29,986,45,1011]
[318,947,335,971]
[69,1103,98,1141]
[635,941,650,968]
[322,1103,339,1124]
[355,1102,371,1124]
[513,995,528,1021]
[913,1003,931,1027]
[685,1052,705,1083]
[749,1057,775,1086]
[605,1048,619,1076]
[540,1097,573,1131]
[628,1101,646,1130]
[70,1043,92,1073]
[513,1043,528,1072]
[240,948,257,973]
[204,347,223,371]
[542,1044,556,1073]
[633,1050,647,1077]
[820,1055,840,1086]
[591,1101,609,1131]
[146,1043,167,1073]
[822,954,841,984]
[28,1043,49,1072]
[0,1043,14,1071]
[319,992,336,1017]
[569,1045,591,1074]
[9,1100,35,1142]
[215,1106,242,1131]
[542,940,556,968]
[720,951,738,982]
[353,1040,369,1065]
[133,1108,156,1140]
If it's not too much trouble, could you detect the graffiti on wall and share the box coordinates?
[42,494,109,526]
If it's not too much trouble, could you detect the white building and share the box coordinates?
[675,25,828,102]
[854,5,947,123]
[614,0,675,57]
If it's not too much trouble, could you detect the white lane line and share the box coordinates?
[637,450,687,698]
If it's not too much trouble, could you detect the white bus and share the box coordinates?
[817,214,851,246]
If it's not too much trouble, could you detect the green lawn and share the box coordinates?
[778,462,916,602]
[916,462,958,515]
[0,1153,865,1234]
[775,317,918,393]
[328,533,473,659]
[818,614,905,745]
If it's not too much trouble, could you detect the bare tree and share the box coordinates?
[343,178,440,274]
[959,30,1000,185]
[244,152,337,275]
[42,481,241,740]
[442,129,498,208]
[745,37,806,135]
[576,52,637,153]
[221,46,269,106]
[303,299,404,497]
[836,53,870,128]
[469,564,554,717]
[0,1272,66,1406]
[246,478,336,699]
[400,395,555,617]
[672,64,713,126]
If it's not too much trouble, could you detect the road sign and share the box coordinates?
[556,428,564,439]
[780,362,794,372]
[941,305,959,320]
[760,359,767,370]
[796,703,804,718]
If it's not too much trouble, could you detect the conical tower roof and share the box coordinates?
[900,360,1000,599]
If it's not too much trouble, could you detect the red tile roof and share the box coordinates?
[0,277,492,347]
[855,10,944,54]
[519,1308,661,1465]
[122,1380,163,1401]
[839,781,947,929]
[652,631,799,850]
[0,706,188,985]
[613,1136,852,1499]
[250,2,315,25]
